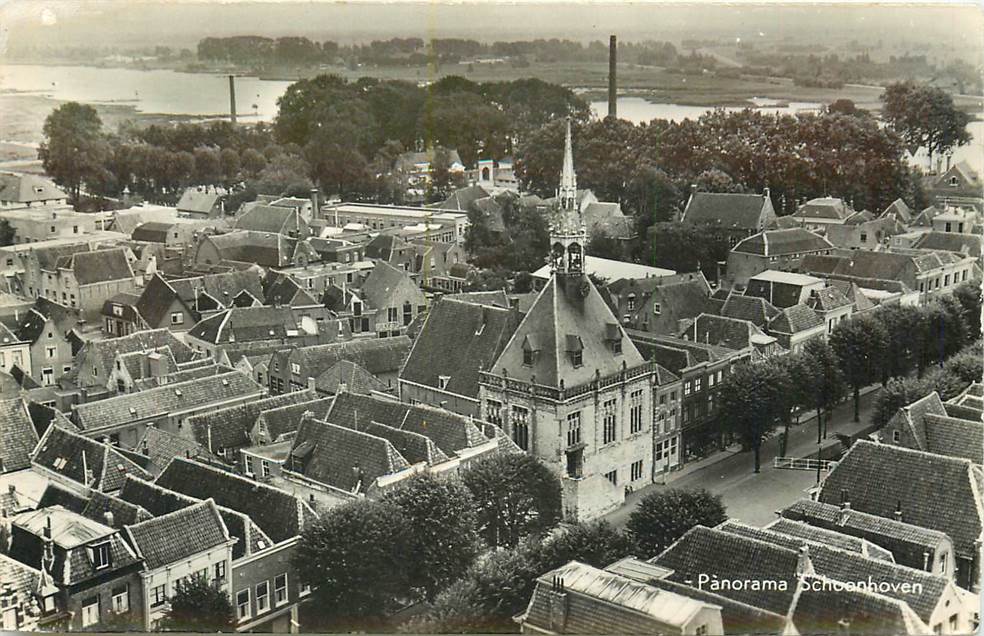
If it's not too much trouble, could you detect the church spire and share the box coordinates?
[559,117,577,211]
[550,117,586,276]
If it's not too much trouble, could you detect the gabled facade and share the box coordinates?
[14,296,82,385]
[681,189,777,244]
[359,261,428,337]
[478,120,660,521]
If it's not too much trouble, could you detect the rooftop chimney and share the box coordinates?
[608,35,617,119]
[228,75,237,125]
[894,500,903,522]
[103,511,114,527]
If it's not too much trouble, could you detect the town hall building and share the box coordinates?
[477,120,662,522]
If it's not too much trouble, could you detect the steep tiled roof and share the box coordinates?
[444,290,511,308]
[360,260,420,311]
[117,476,269,559]
[401,299,520,399]
[651,525,800,614]
[364,421,450,466]
[187,305,345,345]
[72,371,262,433]
[679,313,774,352]
[177,187,223,214]
[683,192,772,230]
[0,398,39,473]
[58,248,134,285]
[818,441,983,558]
[75,328,196,384]
[0,172,67,202]
[807,285,853,312]
[781,499,951,573]
[326,391,490,457]
[646,577,788,634]
[135,426,215,474]
[285,336,411,380]
[768,303,823,335]
[81,490,153,529]
[32,426,152,492]
[794,197,853,221]
[125,499,229,570]
[719,293,780,327]
[789,575,924,635]
[733,228,832,256]
[828,280,876,313]
[765,518,894,561]
[252,396,333,444]
[491,275,643,388]
[912,232,983,258]
[131,363,228,392]
[918,413,983,464]
[234,204,302,235]
[880,198,913,224]
[316,360,387,395]
[716,521,951,624]
[288,416,412,492]
[205,230,297,267]
[186,389,316,452]
[14,297,80,344]
[156,457,312,543]
[131,221,175,243]
[262,274,318,307]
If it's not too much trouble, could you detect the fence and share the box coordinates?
[773,457,836,471]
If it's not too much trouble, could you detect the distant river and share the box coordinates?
[1,64,980,176]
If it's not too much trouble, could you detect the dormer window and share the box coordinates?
[91,542,111,570]
[522,335,539,367]
[566,335,583,368]
[950,176,959,187]
[605,323,622,355]
[653,302,661,315]
[627,293,636,311]
[438,375,450,390]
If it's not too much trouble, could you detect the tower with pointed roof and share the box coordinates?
[475,117,681,523]
[550,118,587,277]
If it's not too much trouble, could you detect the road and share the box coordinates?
[605,388,880,529]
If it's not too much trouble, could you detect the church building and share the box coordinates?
[477,119,662,521]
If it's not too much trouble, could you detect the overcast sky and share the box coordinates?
[2,1,981,59]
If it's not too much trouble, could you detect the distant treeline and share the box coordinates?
[195,35,713,69]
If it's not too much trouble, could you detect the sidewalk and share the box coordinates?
[604,385,883,529]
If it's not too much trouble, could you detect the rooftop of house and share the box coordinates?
[117,475,271,560]
[14,297,80,344]
[750,270,824,286]
[124,499,229,570]
[131,222,175,243]
[80,490,154,529]
[682,191,772,229]
[55,247,134,285]
[72,370,263,433]
[13,505,115,549]
[315,359,388,395]
[73,328,196,383]
[401,298,520,400]
[134,425,215,474]
[732,228,833,257]
[679,313,777,352]
[155,456,313,544]
[522,560,719,633]
[764,517,895,562]
[0,397,39,474]
[911,232,983,258]
[718,292,781,328]
[33,425,153,492]
[186,388,318,453]
[818,440,983,558]
[0,172,67,203]
[280,335,412,379]
[187,305,344,345]
[176,186,224,214]
[793,197,854,221]
[767,303,824,335]
[325,391,492,458]
[253,396,334,444]
[234,204,305,235]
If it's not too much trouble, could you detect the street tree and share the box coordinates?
[39,102,110,201]
[872,375,936,428]
[159,576,235,632]
[627,488,727,557]
[795,339,847,444]
[952,281,983,338]
[881,81,972,166]
[715,360,786,473]
[292,498,409,629]
[460,453,562,548]
[829,314,890,422]
[381,474,483,601]
[534,520,637,572]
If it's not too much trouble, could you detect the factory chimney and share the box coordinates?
[608,35,617,119]
[228,75,237,124]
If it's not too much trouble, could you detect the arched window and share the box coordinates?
[481,167,490,180]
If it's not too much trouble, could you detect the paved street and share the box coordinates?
[605,387,881,529]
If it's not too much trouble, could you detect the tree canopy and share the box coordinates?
[159,576,235,633]
[627,488,727,557]
[882,81,972,162]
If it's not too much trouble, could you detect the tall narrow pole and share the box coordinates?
[228,75,237,124]
[608,35,617,119]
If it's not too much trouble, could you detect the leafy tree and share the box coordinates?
[219,148,241,184]
[513,271,534,293]
[292,498,409,629]
[882,81,972,165]
[826,99,871,118]
[871,304,925,381]
[940,343,984,388]
[240,148,268,177]
[586,230,623,260]
[694,168,746,193]
[461,453,562,548]
[159,576,235,632]
[919,296,968,373]
[794,339,847,443]
[381,475,483,601]
[193,147,223,185]
[253,152,313,195]
[39,102,110,200]
[627,488,726,557]
[829,314,889,422]
[715,360,786,472]
[426,146,460,203]
[534,520,636,571]
[640,222,730,282]
[951,281,982,343]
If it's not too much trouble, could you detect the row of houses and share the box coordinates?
[519,383,984,635]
